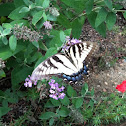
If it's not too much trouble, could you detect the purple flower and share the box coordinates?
[43,21,52,29]
[62,37,81,51]
[48,79,65,100]
[24,75,37,87]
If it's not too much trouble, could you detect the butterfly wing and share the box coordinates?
[31,53,78,81]
[31,41,98,82]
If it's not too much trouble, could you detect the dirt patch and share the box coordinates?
[80,22,126,94]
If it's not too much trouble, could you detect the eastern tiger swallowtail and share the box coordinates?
[31,41,98,82]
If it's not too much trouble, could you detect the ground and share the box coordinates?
[80,21,126,95]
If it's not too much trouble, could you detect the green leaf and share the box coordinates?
[10,19,29,26]
[47,14,57,21]
[40,112,55,120]
[42,0,50,8]
[91,88,94,96]
[11,65,33,89]
[49,118,54,126]
[2,36,8,45]
[0,69,6,78]
[0,107,11,118]
[86,0,94,14]
[60,96,70,106]
[23,0,33,6]
[0,26,3,32]
[14,0,25,8]
[58,106,70,117]
[43,11,47,21]
[72,16,85,39]
[50,98,61,106]
[9,6,28,20]
[0,41,25,60]
[106,12,116,30]
[81,83,88,96]
[96,22,106,37]
[32,11,43,25]
[45,47,57,59]
[19,7,30,13]
[32,41,39,48]
[123,11,126,19]
[60,31,66,43]
[3,28,11,36]
[0,3,15,16]
[87,11,97,28]
[104,0,113,10]
[2,23,13,29]
[67,85,77,97]
[57,14,71,28]
[9,35,17,51]
[75,98,83,108]
[95,7,108,27]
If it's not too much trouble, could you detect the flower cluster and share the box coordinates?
[49,7,60,17]
[116,80,126,93]
[13,25,43,42]
[24,75,37,87]
[0,58,5,69]
[43,21,52,29]
[62,36,82,51]
[49,79,65,100]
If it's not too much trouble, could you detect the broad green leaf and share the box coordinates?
[44,101,54,108]
[87,11,97,28]
[32,11,43,25]
[57,14,71,28]
[42,0,49,8]
[123,11,126,19]
[64,29,72,36]
[2,23,13,29]
[32,41,39,48]
[0,26,3,32]
[86,0,94,14]
[104,0,113,10]
[3,29,11,36]
[60,31,66,43]
[14,0,25,8]
[0,3,15,16]
[2,36,8,45]
[91,88,94,96]
[9,6,28,20]
[106,12,116,30]
[60,0,86,12]
[67,85,77,97]
[50,98,61,106]
[95,7,108,27]
[47,14,57,21]
[40,112,55,120]
[75,98,83,108]
[72,16,85,39]
[35,0,43,6]
[96,22,106,37]
[36,18,45,29]
[43,11,47,21]
[19,7,30,13]
[9,35,17,51]
[45,47,57,59]
[0,41,25,60]
[11,65,33,89]
[23,0,33,6]
[49,118,54,126]
[58,107,70,117]
[60,96,70,106]
[0,107,11,118]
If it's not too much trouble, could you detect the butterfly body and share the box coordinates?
[31,41,98,82]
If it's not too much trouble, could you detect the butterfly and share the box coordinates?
[31,41,98,82]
